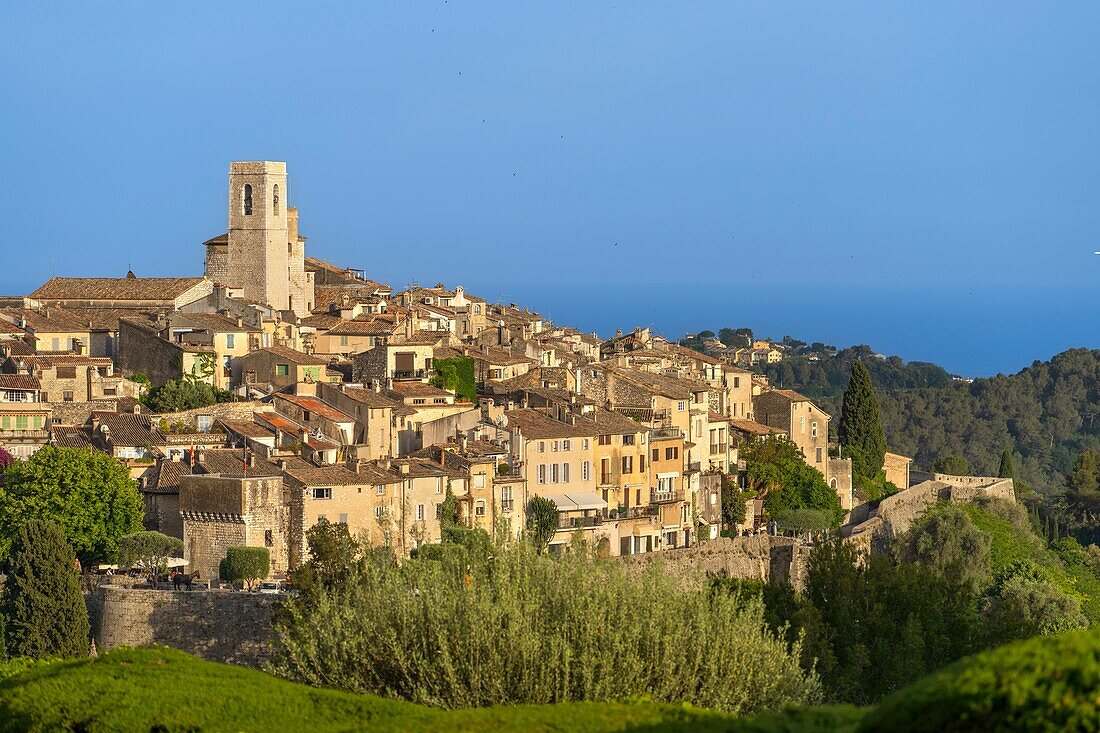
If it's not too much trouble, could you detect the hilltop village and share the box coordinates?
[0,161,913,578]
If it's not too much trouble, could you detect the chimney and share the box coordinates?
[236,316,243,328]
[196,450,205,464]
[399,462,410,475]
[276,459,286,470]
[246,452,255,468]
[382,457,392,470]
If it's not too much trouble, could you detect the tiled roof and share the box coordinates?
[342,387,399,409]
[51,426,95,450]
[300,314,343,330]
[95,412,166,447]
[246,345,330,366]
[768,388,813,403]
[387,381,452,399]
[193,448,282,477]
[275,394,354,423]
[728,419,785,436]
[391,330,448,346]
[284,463,381,487]
[31,277,206,301]
[0,374,41,391]
[503,408,599,440]
[0,308,90,333]
[12,354,114,369]
[581,408,646,435]
[145,460,193,494]
[177,312,262,333]
[606,366,708,401]
[218,419,276,440]
[326,318,397,337]
[50,400,118,426]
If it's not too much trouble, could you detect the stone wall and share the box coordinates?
[615,534,812,590]
[91,585,276,666]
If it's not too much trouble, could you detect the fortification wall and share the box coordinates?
[91,585,276,666]
[615,535,812,590]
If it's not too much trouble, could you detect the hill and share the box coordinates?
[761,348,1100,499]
[0,646,859,733]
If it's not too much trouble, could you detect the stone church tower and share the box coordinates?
[205,161,313,318]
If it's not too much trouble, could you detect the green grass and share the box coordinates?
[0,647,862,733]
[961,504,1100,623]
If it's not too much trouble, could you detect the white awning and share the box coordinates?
[549,492,607,512]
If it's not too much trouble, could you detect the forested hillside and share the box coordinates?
[764,348,1100,499]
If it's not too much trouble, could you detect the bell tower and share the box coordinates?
[227,161,290,311]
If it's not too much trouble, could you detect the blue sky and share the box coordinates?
[1,3,1098,374]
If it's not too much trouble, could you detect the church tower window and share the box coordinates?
[273,184,280,214]
[243,184,253,215]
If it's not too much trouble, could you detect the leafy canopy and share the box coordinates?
[0,446,143,563]
[742,437,843,527]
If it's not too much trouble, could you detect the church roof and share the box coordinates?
[31,277,207,302]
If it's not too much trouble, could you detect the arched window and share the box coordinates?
[830,478,838,489]
[243,184,253,215]
[272,184,280,214]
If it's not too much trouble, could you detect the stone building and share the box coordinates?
[180,474,290,581]
[752,388,832,484]
[203,162,314,318]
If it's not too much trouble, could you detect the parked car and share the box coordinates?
[258,580,284,594]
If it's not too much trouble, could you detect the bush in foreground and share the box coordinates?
[859,628,1100,732]
[271,542,818,714]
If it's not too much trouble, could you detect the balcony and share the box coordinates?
[393,369,427,380]
[558,514,603,529]
[650,489,684,504]
[611,505,658,519]
[649,426,683,440]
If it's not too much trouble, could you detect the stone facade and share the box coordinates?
[90,585,276,666]
[179,474,290,581]
[615,534,812,590]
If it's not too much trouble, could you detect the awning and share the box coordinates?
[548,491,607,512]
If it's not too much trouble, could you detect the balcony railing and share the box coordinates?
[558,514,602,529]
[649,426,683,440]
[599,473,613,486]
[650,489,685,504]
[393,369,427,380]
[611,505,658,519]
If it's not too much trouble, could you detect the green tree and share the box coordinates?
[895,505,992,594]
[838,361,886,483]
[743,437,843,527]
[525,496,559,554]
[430,357,477,403]
[117,531,184,588]
[720,475,747,529]
[932,454,970,476]
[1066,450,1100,520]
[221,547,270,590]
[0,446,143,563]
[288,519,365,598]
[143,379,225,413]
[1,520,90,659]
[982,560,1088,641]
[997,449,1016,480]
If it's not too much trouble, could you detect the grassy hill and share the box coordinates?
[2,634,1099,732]
[0,646,861,733]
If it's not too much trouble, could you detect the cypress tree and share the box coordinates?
[838,361,887,482]
[1,519,90,659]
[998,450,1016,479]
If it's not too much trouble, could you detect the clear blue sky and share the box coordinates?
[2,3,1098,375]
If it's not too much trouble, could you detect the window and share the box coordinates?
[677,401,687,412]
[562,439,571,451]
[816,447,823,463]
[582,438,589,450]
[551,464,559,483]
[63,391,74,402]
[800,416,806,435]
[538,441,545,453]
[340,335,349,347]
[639,454,646,473]
[733,376,740,389]
[665,446,679,460]
[226,333,235,349]
[312,487,332,500]
[276,364,289,377]
[375,485,386,496]
[830,478,838,489]
[273,183,280,214]
[265,529,273,547]
[436,478,444,494]
[56,367,77,379]
[475,502,486,517]
[652,448,659,462]
[375,506,385,519]
[622,456,633,474]
[416,504,425,521]
[551,440,559,452]
[710,491,718,506]
[562,463,570,482]
[538,465,546,484]
[623,434,635,446]
[15,415,28,430]
[811,421,818,439]
[598,434,611,446]
[582,461,590,481]
[473,473,486,489]
[243,184,253,215]
[338,513,348,524]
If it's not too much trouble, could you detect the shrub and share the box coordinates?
[525,496,558,553]
[222,547,269,590]
[270,542,818,714]
[117,531,183,586]
[894,504,991,594]
[860,628,1100,732]
[1,520,90,659]
[982,561,1088,640]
